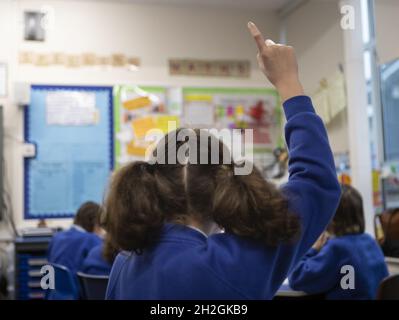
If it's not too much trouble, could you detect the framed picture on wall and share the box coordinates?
[0,63,6,97]
[24,11,46,42]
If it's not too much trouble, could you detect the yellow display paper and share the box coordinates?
[157,115,179,133]
[132,116,156,138]
[123,96,152,110]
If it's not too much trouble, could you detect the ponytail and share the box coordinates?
[212,163,300,246]
[183,128,301,246]
[105,161,164,253]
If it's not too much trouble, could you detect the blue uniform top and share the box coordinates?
[106,95,341,300]
[48,225,102,275]
[288,233,389,299]
[81,244,113,276]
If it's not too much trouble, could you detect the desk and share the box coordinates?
[274,283,325,300]
[275,283,309,298]
[14,236,53,300]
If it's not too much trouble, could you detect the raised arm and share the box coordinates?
[177,23,341,300]
[200,23,340,298]
[248,21,340,258]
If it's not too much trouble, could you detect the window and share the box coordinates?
[381,59,399,161]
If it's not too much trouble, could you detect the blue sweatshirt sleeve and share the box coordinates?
[196,95,341,299]
[288,242,339,294]
[280,95,341,263]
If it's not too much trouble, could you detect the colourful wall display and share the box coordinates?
[182,87,282,172]
[24,84,284,220]
[114,85,179,166]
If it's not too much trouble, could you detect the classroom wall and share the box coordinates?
[375,0,399,65]
[0,0,280,237]
[284,0,348,155]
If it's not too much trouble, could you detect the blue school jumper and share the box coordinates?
[81,244,112,276]
[288,233,389,299]
[48,225,102,275]
[106,95,341,300]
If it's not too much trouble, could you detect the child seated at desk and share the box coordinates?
[288,185,389,299]
[47,201,103,275]
[81,234,118,276]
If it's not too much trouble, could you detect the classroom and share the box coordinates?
[0,0,399,306]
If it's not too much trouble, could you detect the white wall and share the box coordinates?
[285,0,348,154]
[0,0,279,236]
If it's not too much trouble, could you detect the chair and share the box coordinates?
[377,274,399,300]
[46,263,79,300]
[77,272,109,300]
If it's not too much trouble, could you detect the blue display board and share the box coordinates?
[24,85,114,219]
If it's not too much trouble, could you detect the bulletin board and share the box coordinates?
[182,87,283,173]
[24,85,114,219]
[113,85,179,167]
[182,87,283,147]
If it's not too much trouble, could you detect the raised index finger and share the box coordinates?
[247,21,266,51]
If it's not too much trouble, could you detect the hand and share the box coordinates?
[247,21,304,102]
[312,232,329,251]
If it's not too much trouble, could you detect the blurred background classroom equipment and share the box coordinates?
[14,234,52,300]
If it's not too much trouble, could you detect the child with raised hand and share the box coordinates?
[288,185,388,299]
[105,22,341,300]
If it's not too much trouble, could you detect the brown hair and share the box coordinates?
[185,129,300,245]
[105,160,186,253]
[328,184,365,236]
[105,128,300,253]
[73,201,102,233]
[102,233,119,263]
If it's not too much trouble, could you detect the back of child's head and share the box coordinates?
[184,129,300,245]
[74,201,102,233]
[105,160,187,253]
[329,184,365,236]
[105,128,300,253]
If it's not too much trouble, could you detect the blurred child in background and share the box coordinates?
[81,234,118,276]
[47,201,103,275]
[288,185,389,299]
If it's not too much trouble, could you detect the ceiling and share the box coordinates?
[86,0,294,11]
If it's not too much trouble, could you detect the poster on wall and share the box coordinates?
[182,87,282,172]
[114,85,180,166]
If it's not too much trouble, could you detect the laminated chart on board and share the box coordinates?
[114,85,180,166]
[24,85,114,219]
[182,87,282,171]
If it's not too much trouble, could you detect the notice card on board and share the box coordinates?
[46,91,99,126]
[184,101,214,126]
